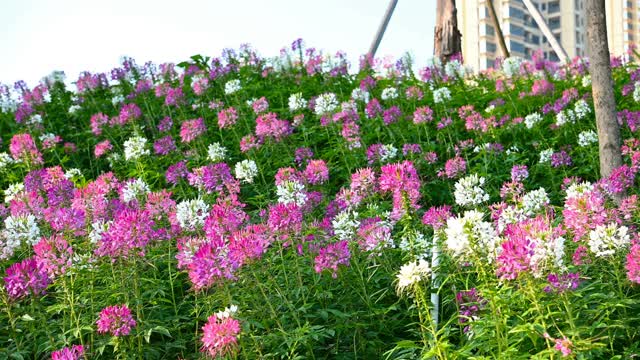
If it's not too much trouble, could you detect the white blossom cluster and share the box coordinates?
[176,198,210,231]
[501,57,524,78]
[444,210,498,261]
[380,87,399,101]
[524,112,543,129]
[276,180,307,206]
[573,99,591,120]
[529,233,566,277]
[432,87,451,104]
[564,181,594,200]
[399,231,432,260]
[28,114,43,125]
[331,210,360,241]
[380,144,398,163]
[64,168,83,180]
[588,223,630,257]
[521,188,550,216]
[577,130,598,147]
[224,79,241,95]
[0,152,14,170]
[396,259,431,294]
[288,93,308,112]
[234,159,258,184]
[215,305,239,319]
[634,82,640,102]
[454,174,490,207]
[555,109,576,126]
[88,220,112,244]
[4,183,24,203]
[68,104,82,114]
[122,178,150,203]
[444,59,465,78]
[581,75,591,88]
[3,214,41,248]
[496,206,527,233]
[123,136,150,161]
[351,88,370,103]
[207,142,228,163]
[314,92,339,115]
[539,149,554,164]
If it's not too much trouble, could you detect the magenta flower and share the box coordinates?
[239,134,261,152]
[379,161,422,220]
[511,165,529,182]
[90,113,109,135]
[188,240,238,291]
[165,161,189,185]
[255,112,292,141]
[33,234,73,277]
[251,96,269,114]
[554,336,573,357]
[217,107,238,129]
[413,106,433,124]
[51,344,84,360]
[10,133,43,165]
[96,304,137,336]
[314,240,351,278]
[303,160,329,185]
[627,244,640,284]
[4,257,50,300]
[443,156,467,178]
[180,118,207,143]
[201,313,241,358]
[153,135,177,155]
[422,205,453,230]
[113,103,141,126]
[94,139,112,158]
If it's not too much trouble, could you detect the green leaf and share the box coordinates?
[20,314,34,322]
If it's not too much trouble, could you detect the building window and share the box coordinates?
[510,40,526,54]
[510,24,525,36]
[549,17,561,30]
[486,24,495,36]
[487,42,497,53]
[531,35,540,44]
[548,1,560,13]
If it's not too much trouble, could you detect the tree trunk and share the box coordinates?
[434,0,462,63]
[586,0,624,202]
[486,0,510,58]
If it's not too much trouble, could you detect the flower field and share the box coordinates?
[1,41,640,359]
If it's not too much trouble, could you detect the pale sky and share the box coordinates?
[1,0,437,87]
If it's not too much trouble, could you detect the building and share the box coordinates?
[457,0,637,71]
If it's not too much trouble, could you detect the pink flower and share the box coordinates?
[554,336,573,357]
[422,205,452,230]
[33,234,73,277]
[4,257,50,300]
[217,107,238,129]
[240,134,261,152]
[90,113,109,135]
[251,96,269,114]
[51,345,84,360]
[379,161,422,220]
[255,112,292,141]
[314,240,351,278]
[443,156,467,178]
[180,118,207,143]
[627,244,640,284]
[357,217,392,252]
[153,135,177,155]
[10,133,43,165]
[303,160,329,185]
[94,140,112,158]
[201,313,241,358]
[188,239,239,291]
[97,304,137,336]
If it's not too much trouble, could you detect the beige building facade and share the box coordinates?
[458,0,637,71]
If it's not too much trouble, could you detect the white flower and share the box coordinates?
[3,214,41,247]
[89,220,111,244]
[0,152,14,169]
[68,104,82,114]
[581,75,591,87]
[314,92,339,115]
[224,79,241,95]
[207,142,227,163]
[341,101,357,113]
[331,210,359,241]
[578,130,598,147]
[444,210,497,261]
[234,159,258,184]
[39,133,57,143]
[502,57,523,78]
[176,198,210,231]
[380,87,399,101]
[123,136,150,161]
[122,178,150,203]
[633,82,640,102]
[28,114,43,125]
[379,144,398,163]
[573,99,591,120]
[433,87,451,104]
[276,180,307,206]
[521,188,550,216]
[396,259,431,293]
[4,183,24,203]
[64,168,83,180]
[216,305,239,319]
[497,206,526,233]
[445,59,464,78]
[111,94,125,105]
[564,182,594,200]
[539,149,554,164]
[524,112,543,129]
[399,231,432,259]
[588,223,630,257]
[555,109,576,126]
[288,93,308,112]
[351,88,370,103]
[454,174,489,207]
[0,231,17,260]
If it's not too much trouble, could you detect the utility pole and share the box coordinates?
[368,0,399,59]
[521,0,569,62]
[486,0,510,58]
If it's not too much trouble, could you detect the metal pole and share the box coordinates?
[486,0,510,58]
[521,0,569,62]
[368,0,399,58]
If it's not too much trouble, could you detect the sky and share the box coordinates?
[0,0,438,87]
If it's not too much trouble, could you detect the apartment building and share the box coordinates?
[457,0,638,71]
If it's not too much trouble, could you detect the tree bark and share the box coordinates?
[586,0,624,202]
[434,0,462,63]
[486,0,510,58]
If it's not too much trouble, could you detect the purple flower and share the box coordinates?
[97,304,137,336]
[4,257,50,300]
